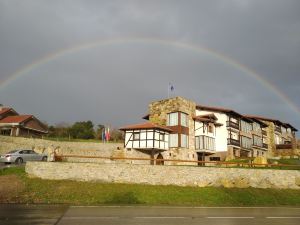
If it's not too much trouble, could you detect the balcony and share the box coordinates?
[262,130,267,136]
[253,143,263,148]
[276,144,293,150]
[275,126,281,133]
[226,121,239,130]
[263,143,268,149]
[227,138,240,147]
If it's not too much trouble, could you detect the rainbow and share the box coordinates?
[0,37,299,115]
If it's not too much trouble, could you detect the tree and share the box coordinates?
[69,121,95,139]
[110,128,124,142]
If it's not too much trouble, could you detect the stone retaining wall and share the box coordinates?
[0,135,122,162]
[26,161,300,189]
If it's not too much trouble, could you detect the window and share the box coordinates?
[195,136,200,149]
[228,131,239,140]
[167,112,178,126]
[169,134,178,147]
[241,120,252,133]
[133,132,140,140]
[241,136,252,149]
[252,122,261,132]
[196,135,215,151]
[253,135,262,147]
[208,124,214,133]
[180,112,189,127]
[181,134,188,148]
[159,133,165,141]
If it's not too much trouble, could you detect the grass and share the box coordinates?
[1,166,300,206]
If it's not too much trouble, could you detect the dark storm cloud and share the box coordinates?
[0,0,299,131]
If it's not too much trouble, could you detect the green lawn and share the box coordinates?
[1,167,300,206]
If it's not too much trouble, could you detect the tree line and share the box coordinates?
[47,121,124,142]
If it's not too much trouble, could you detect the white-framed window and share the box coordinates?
[196,135,215,151]
[241,136,252,149]
[169,134,178,147]
[180,112,189,127]
[159,133,165,141]
[241,120,252,133]
[228,131,239,140]
[195,136,200,149]
[167,112,178,126]
[133,132,140,140]
[253,135,262,147]
[252,122,261,132]
[181,134,188,148]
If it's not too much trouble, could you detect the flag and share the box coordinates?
[170,85,174,91]
[102,128,106,141]
[105,127,110,142]
[168,83,175,98]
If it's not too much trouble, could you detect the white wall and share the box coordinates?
[196,110,228,152]
[124,129,169,150]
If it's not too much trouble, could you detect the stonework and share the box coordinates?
[0,135,122,163]
[26,161,300,189]
[148,96,197,164]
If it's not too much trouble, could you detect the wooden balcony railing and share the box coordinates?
[275,126,281,133]
[227,138,240,147]
[253,143,263,148]
[276,144,293,150]
[226,121,240,130]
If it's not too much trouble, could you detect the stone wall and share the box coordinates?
[26,161,300,189]
[0,135,122,162]
[148,96,197,164]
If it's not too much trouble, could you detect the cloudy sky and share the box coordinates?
[0,0,299,131]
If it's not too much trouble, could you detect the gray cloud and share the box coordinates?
[0,0,299,132]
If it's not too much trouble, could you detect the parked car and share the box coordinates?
[0,150,47,164]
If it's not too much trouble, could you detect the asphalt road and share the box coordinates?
[0,205,300,225]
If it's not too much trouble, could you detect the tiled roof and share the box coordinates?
[196,104,245,118]
[120,122,173,132]
[0,115,33,124]
[0,108,12,115]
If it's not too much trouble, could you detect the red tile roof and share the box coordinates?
[0,115,33,124]
[0,108,12,115]
[120,122,173,132]
[196,104,244,118]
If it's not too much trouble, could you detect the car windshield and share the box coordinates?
[7,150,18,154]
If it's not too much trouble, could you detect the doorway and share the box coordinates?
[156,153,164,165]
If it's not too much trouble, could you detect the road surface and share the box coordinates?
[0,205,300,225]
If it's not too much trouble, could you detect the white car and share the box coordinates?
[0,150,47,164]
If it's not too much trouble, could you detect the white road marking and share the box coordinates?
[266,217,300,219]
[135,216,186,219]
[63,216,119,219]
[206,217,254,219]
[70,206,300,209]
